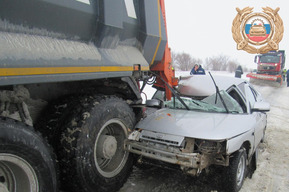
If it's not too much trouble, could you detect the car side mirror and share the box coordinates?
[252,101,270,112]
[146,99,164,108]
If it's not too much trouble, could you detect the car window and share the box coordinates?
[164,90,243,113]
[246,86,257,109]
[202,90,243,113]
[249,85,261,101]
[228,88,247,113]
[237,82,246,96]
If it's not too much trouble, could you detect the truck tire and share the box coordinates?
[35,96,79,150]
[59,95,135,192]
[0,117,58,192]
[224,149,247,192]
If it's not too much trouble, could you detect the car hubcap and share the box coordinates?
[0,183,9,192]
[236,154,245,186]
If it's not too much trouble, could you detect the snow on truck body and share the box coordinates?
[125,75,270,191]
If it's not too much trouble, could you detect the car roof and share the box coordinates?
[177,74,246,97]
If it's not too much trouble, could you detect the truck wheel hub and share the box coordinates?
[97,135,117,159]
[0,183,9,192]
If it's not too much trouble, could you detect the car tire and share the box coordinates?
[0,117,58,192]
[59,95,135,192]
[224,148,247,192]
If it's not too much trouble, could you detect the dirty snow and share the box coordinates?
[120,70,289,192]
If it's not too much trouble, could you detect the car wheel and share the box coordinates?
[59,95,135,192]
[224,148,247,192]
[0,118,58,192]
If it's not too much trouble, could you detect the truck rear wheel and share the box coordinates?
[59,96,135,192]
[0,118,58,192]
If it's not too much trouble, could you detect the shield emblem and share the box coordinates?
[232,7,283,54]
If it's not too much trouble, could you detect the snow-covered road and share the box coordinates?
[240,82,289,192]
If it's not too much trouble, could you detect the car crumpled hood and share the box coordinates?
[137,108,255,140]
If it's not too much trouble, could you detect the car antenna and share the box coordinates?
[150,72,190,110]
[208,72,229,113]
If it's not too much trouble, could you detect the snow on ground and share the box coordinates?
[240,79,289,192]
[121,71,289,192]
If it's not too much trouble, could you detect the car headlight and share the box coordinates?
[195,139,226,154]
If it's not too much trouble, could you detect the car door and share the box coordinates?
[244,84,265,150]
[249,85,267,142]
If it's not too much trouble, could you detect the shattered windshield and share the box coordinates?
[164,90,243,113]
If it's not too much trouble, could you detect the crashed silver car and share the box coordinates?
[125,74,270,192]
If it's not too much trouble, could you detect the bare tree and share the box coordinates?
[243,66,251,72]
[227,60,238,73]
[172,52,202,71]
[171,51,177,69]
[176,53,192,71]
[205,55,230,71]
[172,52,246,73]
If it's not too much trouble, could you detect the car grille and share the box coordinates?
[140,130,184,147]
[141,135,179,145]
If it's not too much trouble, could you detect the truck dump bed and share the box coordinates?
[0,0,167,85]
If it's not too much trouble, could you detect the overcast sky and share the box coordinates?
[164,0,289,70]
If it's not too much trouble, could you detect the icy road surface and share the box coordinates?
[119,71,289,192]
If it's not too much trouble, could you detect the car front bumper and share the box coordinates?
[125,139,215,174]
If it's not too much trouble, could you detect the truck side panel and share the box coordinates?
[0,0,167,86]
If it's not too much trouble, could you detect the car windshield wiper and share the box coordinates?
[208,72,229,113]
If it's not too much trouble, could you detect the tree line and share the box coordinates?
[172,51,250,72]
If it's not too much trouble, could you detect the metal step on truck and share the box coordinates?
[0,0,177,191]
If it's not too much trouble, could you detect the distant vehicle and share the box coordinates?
[125,75,270,192]
[247,50,286,86]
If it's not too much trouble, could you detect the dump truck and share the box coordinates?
[0,0,177,192]
[246,50,286,86]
